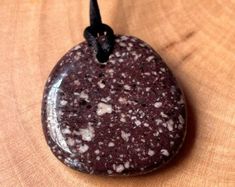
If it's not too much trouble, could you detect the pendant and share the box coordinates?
[41,1,186,176]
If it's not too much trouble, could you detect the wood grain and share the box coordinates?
[0,0,234,186]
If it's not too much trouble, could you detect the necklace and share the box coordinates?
[41,0,186,176]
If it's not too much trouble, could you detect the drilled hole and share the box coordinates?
[98,72,104,77]
[79,100,87,105]
[87,105,92,109]
[141,103,147,107]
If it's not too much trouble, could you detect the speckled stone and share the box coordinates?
[41,35,187,176]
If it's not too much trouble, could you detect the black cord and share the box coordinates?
[84,0,115,63]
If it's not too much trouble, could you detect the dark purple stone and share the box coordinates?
[41,35,187,176]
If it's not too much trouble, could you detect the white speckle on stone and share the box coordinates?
[178,124,183,129]
[162,123,167,127]
[144,72,151,76]
[139,43,146,47]
[101,98,107,102]
[120,117,126,122]
[135,120,141,126]
[106,96,111,101]
[97,80,105,88]
[110,59,115,64]
[155,119,163,125]
[94,149,100,154]
[73,45,81,50]
[73,130,80,136]
[154,102,162,108]
[96,156,100,160]
[160,68,166,72]
[170,86,176,94]
[62,128,71,134]
[128,42,133,47]
[152,71,157,75]
[139,111,145,118]
[80,91,89,102]
[153,132,159,136]
[128,100,138,105]
[121,73,126,78]
[88,78,92,82]
[67,137,75,146]
[135,148,140,152]
[108,142,115,147]
[134,55,141,61]
[107,69,114,77]
[146,87,151,91]
[178,115,185,124]
[115,164,125,173]
[141,139,146,143]
[121,131,131,142]
[161,149,169,156]
[115,52,121,57]
[160,112,168,118]
[118,97,127,104]
[121,36,128,40]
[143,123,149,127]
[74,54,80,61]
[78,144,89,153]
[97,102,113,116]
[166,119,174,131]
[79,126,95,141]
[64,157,72,164]
[148,149,155,156]
[124,85,131,91]
[109,123,114,127]
[60,100,67,106]
[120,114,126,122]
[101,97,111,102]
[119,59,124,63]
[131,38,137,42]
[133,53,141,61]
[74,80,80,86]
[124,161,130,168]
[131,116,137,120]
[107,170,113,174]
[146,56,155,62]
[119,42,127,47]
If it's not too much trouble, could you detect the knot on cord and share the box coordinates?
[84,0,115,63]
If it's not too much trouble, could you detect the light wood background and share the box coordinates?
[0,0,234,186]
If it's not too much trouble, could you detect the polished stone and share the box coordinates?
[41,35,187,176]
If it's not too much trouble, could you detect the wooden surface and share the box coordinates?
[0,0,235,186]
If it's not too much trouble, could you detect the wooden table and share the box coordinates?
[0,0,234,186]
